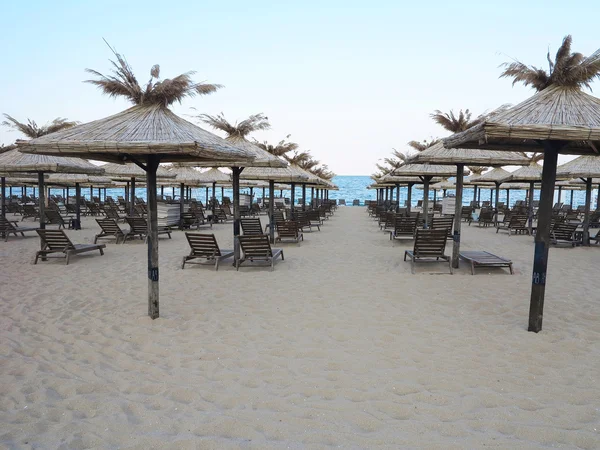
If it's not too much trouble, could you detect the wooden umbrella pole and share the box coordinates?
[179,182,185,229]
[205,187,209,205]
[528,181,535,234]
[310,187,314,207]
[302,184,306,211]
[1,177,5,220]
[597,184,600,210]
[583,177,592,246]
[396,185,400,211]
[232,167,242,264]
[130,177,136,216]
[557,186,562,205]
[160,186,164,198]
[407,183,413,213]
[422,176,430,228]
[90,185,93,201]
[75,182,81,230]
[146,155,160,320]
[570,190,574,208]
[506,189,510,207]
[269,179,275,244]
[452,164,464,269]
[38,172,45,230]
[290,183,295,219]
[494,182,500,226]
[529,142,560,333]
[211,182,216,222]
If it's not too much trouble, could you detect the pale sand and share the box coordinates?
[1,207,600,449]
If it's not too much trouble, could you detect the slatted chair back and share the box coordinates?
[241,218,263,235]
[461,206,473,221]
[37,229,74,251]
[104,207,121,220]
[306,210,321,225]
[23,204,38,218]
[417,212,434,228]
[239,205,251,217]
[339,199,346,205]
[478,208,494,226]
[276,221,301,241]
[239,234,274,258]
[509,214,528,229]
[552,222,578,242]
[0,216,20,234]
[126,217,148,235]
[391,216,418,239]
[431,216,453,236]
[186,233,223,258]
[44,210,67,228]
[352,199,360,206]
[413,228,448,259]
[295,211,311,229]
[96,218,122,237]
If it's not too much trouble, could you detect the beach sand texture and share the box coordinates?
[1,207,600,449]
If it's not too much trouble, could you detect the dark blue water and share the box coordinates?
[32,175,595,208]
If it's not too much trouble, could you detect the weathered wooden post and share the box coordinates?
[527,181,535,234]
[179,182,185,229]
[0,177,5,239]
[395,184,400,211]
[302,183,306,211]
[130,177,136,216]
[529,142,560,333]
[582,177,592,246]
[290,182,296,219]
[232,167,242,263]
[422,176,431,228]
[494,181,501,225]
[269,179,275,244]
[452,164,464,269]
[38,172,45,230]
[407,183,413,213]
[506,189,510,207]
[146,155,160,320]
[75,182,81,230]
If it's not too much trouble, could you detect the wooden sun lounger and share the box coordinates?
[404,228,452,274]
[181,233,234,270]
[35,229,105,265]
[389,216,418,240]
[496,214,528,236]
[459,251,513,275]
[236,234,284,271]
[0,216,38,241]
[241,218,263,235]
[94,218,132,244]
[550,222,580,247]
[126,217,172,242]
[276,221,303,244]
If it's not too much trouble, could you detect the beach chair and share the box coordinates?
[0,216,38,242]
[94,218,131,244]
[550,222,580,247]
[236,234,284,271]
[34,229,105,265]
[459,251,513,275]
[44,209,70,229]
[306,210,323,228]
[295,211,316,232]
[589,229,600,245]
[125,217,172,242]
[461,206,473,224]
[477,208,494,227]
[241,218,263,235]
[339,199,346,206]
[21,204,39,221]
[276,221,303,243]
[389,216,418,241]
[352,199,360,206]
[181,233,234,270]
[496,214,528,236]
[430,216,453,237]
[404,228,452,274]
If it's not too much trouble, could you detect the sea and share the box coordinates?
[28,175,595,208]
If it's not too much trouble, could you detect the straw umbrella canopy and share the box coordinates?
[408,143,529,266]
[0,149,104,231]
[556,155,600,244]
[444,83,600,332]
[18,64,257,320]
[389,164,459,227]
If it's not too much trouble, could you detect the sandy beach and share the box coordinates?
[1,206,600,449]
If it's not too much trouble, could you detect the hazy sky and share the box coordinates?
[1,0,599,174]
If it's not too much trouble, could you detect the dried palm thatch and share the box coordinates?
[2,114,79,139]
[239,165,310,183]
[444,85,600,154]
[18,105,255,164]
[409,141,530,166]
[500,35,600,92]
[100,162,174,178]
[198,113,270,139]
[0,149,104,174]
[85,42,222,107]
[390,163,462,178]
[407,138,439,152]
[431,109,481,133]
[499,163,544,183]
[47,173,113,186]
[556,155,600,178]
[469,167,512,183]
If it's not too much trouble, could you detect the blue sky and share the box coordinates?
[1,0,599,174]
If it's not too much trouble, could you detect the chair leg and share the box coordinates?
[65,252,70,265]
[181,257,186,269]
[281,250,284,261]
[34,252,40,264]
[99,248,104,256]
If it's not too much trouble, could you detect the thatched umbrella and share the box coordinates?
[562,178,598,208]
[470,168,513,221]
[444,84,600,332]
[389,164,459,227]
[556,156,600,244]
[0,149,104,234]
[18,48,257,319]
[498,164,545,234]
[100,162,175,216]
[239,165,309,242]
[409,143,528,266]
